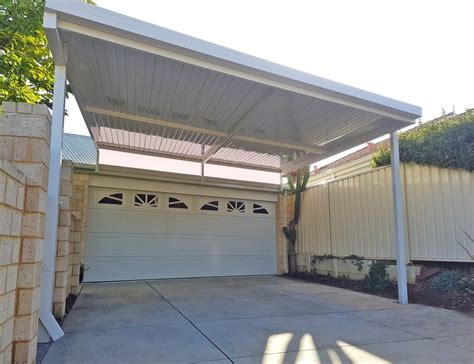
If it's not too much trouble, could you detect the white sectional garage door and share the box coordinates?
[84,187,277,282]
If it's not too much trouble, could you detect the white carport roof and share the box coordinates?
[44,0,421,174]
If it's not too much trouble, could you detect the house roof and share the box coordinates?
[45,0,422,175]
[62,133,97,168]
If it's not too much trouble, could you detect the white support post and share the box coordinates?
[39,65,67,341]
[390,131,408,304]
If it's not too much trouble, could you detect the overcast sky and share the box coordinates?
[64,0,473,136]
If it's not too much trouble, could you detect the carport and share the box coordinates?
[41,0,421,342]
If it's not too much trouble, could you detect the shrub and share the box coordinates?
[371,109,474,171]
[363,261,391,292]
[427,270,464,293]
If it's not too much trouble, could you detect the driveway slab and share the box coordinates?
[292,291,400,312]
[62,301,186,333]
[43,322,226,364]
[171,295,335,322]
[74,281,160,309]
[150,281,280,299]
[260,282,347,296]
[351,305,474,338]
[233,338,474,363]
[43,276,474,363]
[196,313,420,358]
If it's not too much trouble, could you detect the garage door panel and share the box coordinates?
[85,255,277,281]
[85,187,277,281]
[87,208,275,236]
[86,233,276,257]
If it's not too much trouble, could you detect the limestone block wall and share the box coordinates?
[53,161,73,319]
[276,193,294,274]
[0,102,51,363]
[70,172,90,294]
[0,159,25,364]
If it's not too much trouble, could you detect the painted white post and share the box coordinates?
[390,131,408,304]
[39,65,67,340]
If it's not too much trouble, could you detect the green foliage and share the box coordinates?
[427,270,464,293]
[362,261,391,292]
[0,0,95,108]
[369,144,391,168]
[342,254,365,272]
[457,271,474,295]
[370,110,474,171]
[311,254,365,272]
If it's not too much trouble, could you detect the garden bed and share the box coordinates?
[285,265,473,314]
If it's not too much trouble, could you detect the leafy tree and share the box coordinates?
[371,109,474,172]
[283,163,310,272]
[0,0,94,108]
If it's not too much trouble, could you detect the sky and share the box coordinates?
[63,0,473,176]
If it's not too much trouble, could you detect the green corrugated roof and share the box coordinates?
[62,133,96,168]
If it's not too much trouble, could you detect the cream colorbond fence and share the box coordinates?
[298,164,474,262]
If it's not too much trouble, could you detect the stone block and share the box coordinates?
[15,103,33,114]
[0,171,7,203]
[17,263,41,289]
[21,212,45,238]
[16,185,25,210]
[5,266,18,292]
[0,267,6,294]
[10,210,22,237]
[0,206,13,235]
[4,177,18,207]
[0,291,16,323]
[55,256,67,272]
[55,271,68,288]
[1,102,17,113]
[60,180,72,197]
[16,287,40,315]
[12,335,38,363]
[53,287,66,304]
[58,210,71,226]
[59,195,70,210]
[13,310,38,341]
[57,226,70,241]
[20,238,43,263]
[12,162,49,189]
[24,186,47,213]
[56,241,69,258]
[53,302,66,319]
[0,238,13,265]
[0,317,14,351]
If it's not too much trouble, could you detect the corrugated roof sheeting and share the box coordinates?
[62,133,97,167]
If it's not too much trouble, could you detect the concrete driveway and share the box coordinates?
[44,276,474,363]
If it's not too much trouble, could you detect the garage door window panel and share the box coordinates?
[227,200,245,213]
[98,193,123,206]
[200,200,219,212]
[169,197,189,209]
[135,193,159,208]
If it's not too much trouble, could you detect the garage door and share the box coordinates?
[84,187,277,282]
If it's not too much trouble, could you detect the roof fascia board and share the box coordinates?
[45,0,421,120]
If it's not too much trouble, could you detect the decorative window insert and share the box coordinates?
[227,200,245,213]
[168,197,188,209]
[200,200,219,211]
[98,193,123,205]
[253,203,269,214]
[134,193,158,207]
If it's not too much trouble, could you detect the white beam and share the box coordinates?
[43,12,66,66]
[390,131,409,304]
[86,107,324,155]
[40,65,67,341]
